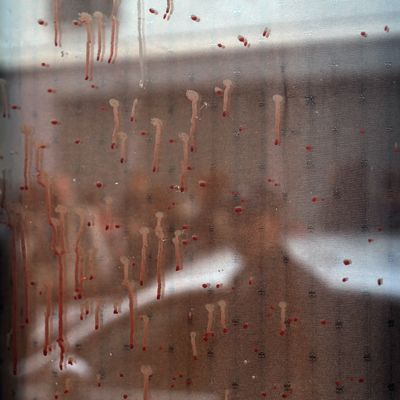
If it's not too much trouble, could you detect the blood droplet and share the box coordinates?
[191,15,200,22]
[343,259,352,266]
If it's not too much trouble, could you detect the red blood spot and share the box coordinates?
[182,225,190,230]
[74,139,81,144]
[169,139,176,143]
[222,111,229,117]
[358,377,365,383]
[320,319,327,325]
[149,8,158,15]
[377,227,383,232]
[368,238,374,243]
[360,31,367,37]
[279,329,286,336]
[306,144,313,151]
[384,25,390,32]
[342,277,349,283]
[261,392,267,397]
[123,395,128,399]
[11,104,20,110]
[119,373,124,378]
[217,43,225,48]
[243,322,249,329]
[191,15,200,22]
[191,234,199,241]
[50,119,60,125]
[238,35,245,42]
[202,283,208,289]
[293,317,299,322]
[95,181,103,188]
[234,206,243,214]
[115,224,120,229]
[41,62,50,67]
[38,19,47,25]
[182,239,188,245]
[139,130,146,136]
[311,196,318,203]
[359,128,366,135]
[198,180,207,187]
[47,88,55,93]
[215,89,224,96]
[282,394,288,399]
[223,327,228,333]
[343,259,352,266]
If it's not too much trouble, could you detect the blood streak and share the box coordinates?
[123,281,136,349]
[205,303,215,336]
[108,0,121,64]
[130,98,139,122]
[55,205,68,370]
[109,98,121,149]
[78,13,94,81]
[222,80,233,117]
[118,131,128,163]
[186,90,200,152]
[137,0,147,88]
[21,125,32,190]
[217,300,228,333]
[140,365,153,400]
[178,133,190,191]
[190,332,198,360]
[272,95,284,145]
[43,283,53,355]
[19,216,30,324]
[53,0,61,46]
[172,230,183,271]
[0,79,9,118]
[139,227,150,285]
[150,118,163,173]
[149,8,158,15]
[154,211,165,299]
[262,27,271,38]
[93,12,105,62]
[95,300,101,330]
[278,301,288,336]
[9,222,18,375]
[141,315,149,351]
[74,208,85,299]
[163,0,174,20]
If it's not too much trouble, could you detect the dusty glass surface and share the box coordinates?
[0,1,400,399]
